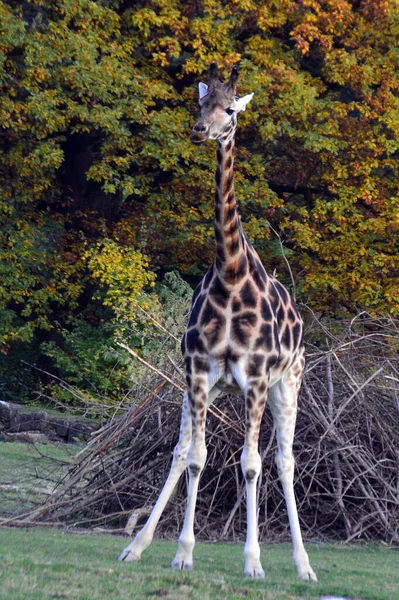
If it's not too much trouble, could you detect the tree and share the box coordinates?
[1,0,399,398]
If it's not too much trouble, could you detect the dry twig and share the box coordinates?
[2,312,398,542]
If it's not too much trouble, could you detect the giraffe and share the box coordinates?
[119,62,317,582]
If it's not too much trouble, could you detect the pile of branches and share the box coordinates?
[3,312,399,542]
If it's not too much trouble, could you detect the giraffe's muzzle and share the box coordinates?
[190,123,209,144]
[190,134,208,145]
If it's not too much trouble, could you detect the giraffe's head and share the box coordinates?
[190,62,254,145]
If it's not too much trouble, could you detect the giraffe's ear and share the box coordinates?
[234,93,254,112]
[198,82,208,99]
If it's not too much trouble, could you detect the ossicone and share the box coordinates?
[227,65,239,93]
[208,62,219,85]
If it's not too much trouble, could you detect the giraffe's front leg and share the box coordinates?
[240,382,268,579]
[241,448,265,578]
[119,393,192,562]
[171,383,219,571]
[170,441,206,571]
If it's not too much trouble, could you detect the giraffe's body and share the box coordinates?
[182,139,304,401]
[119,63,317,582]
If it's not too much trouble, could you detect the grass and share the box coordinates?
[0,440,80,519]
[0,404,95,519]
[19,402,100,425]
[0,527,398,600]
[0,440,398,599]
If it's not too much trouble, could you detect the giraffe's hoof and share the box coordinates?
[244,557,265,579]
[171,558,193,571]
[298,566,317,582]
[119,547,140,562]
[244,569,265,579]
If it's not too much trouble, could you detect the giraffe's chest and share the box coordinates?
[183,272,303,386]
[199,309,274,392]
[196,302,273,357]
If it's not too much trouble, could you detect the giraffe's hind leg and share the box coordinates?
[268,368,317,582]
[119,392,192,562]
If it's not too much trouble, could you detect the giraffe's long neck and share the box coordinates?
[214,138,248,284]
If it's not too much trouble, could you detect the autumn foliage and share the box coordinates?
[1,0,399,397]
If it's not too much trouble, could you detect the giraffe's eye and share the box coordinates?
[225,108,235,116]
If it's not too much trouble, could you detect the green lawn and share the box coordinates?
[0,527,398,600]
[0,440,79,519]
[1,441,398,599]
[19,403,100,425]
